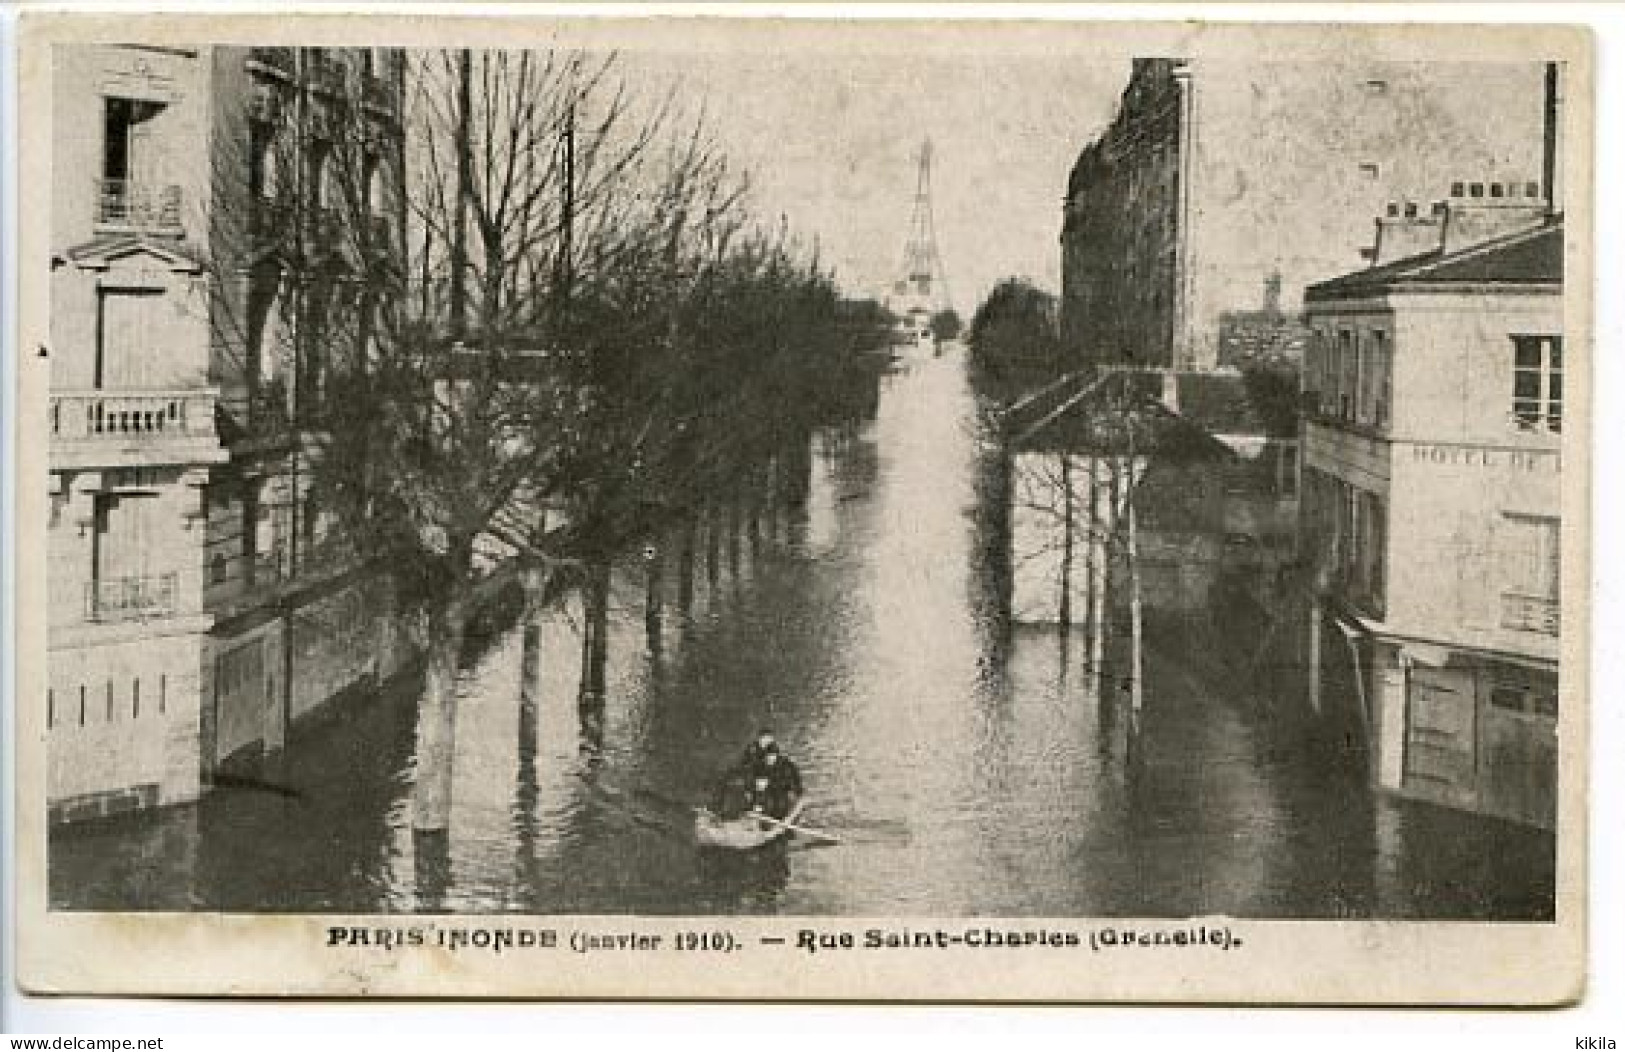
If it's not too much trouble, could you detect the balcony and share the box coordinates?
[95,179,183,234]
[85,573,178,623]
[1502,592,1559,636]
[50,390,226,470]
[51,390,217,444]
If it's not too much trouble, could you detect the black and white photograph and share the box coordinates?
[10,13,1588,1002]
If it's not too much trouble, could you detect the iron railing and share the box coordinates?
[85,572,178,623]
[50,390,216,443]
[96,179,182,231]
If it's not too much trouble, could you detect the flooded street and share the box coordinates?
[52,349,1554,918]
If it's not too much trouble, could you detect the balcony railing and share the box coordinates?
[85,573,178,623]
[96,179,183,232]
[1502,592,1560,636]
[51,390,217,444]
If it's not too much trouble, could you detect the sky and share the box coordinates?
[614,47,1129,317]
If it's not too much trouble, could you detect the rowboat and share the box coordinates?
[693,810,794,851]
[694,800,823,851]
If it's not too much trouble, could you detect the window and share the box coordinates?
[1361,491,1387,614]
[1502,514,1559,602]
[1358,162,1381,179]
[1366,329,1391,428]
[1337,329,1356,421]
[1489,663,1558,718]
[1354,331,1371,425]
[102,97,163,183]
[97,289,163,388]
[1512,334,1562,433]
[1314,326,1335,416]
[100,97,169,226]
[249,122,283,203]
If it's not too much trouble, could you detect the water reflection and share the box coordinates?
[51,348,1553,919]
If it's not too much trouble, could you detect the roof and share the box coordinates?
[1002,370,1235,462]
[1305,219,1562,302]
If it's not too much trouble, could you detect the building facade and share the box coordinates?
[199,46,409,775]
[47,45,230,822]
[46,45,408,823]
[1061,58,1548,372]
[1300,205,1562,829]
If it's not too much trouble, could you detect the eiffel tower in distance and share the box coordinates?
[887,139,952,349]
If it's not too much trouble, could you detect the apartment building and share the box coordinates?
[1300,197,1562,829]
[46,45,409,822]
[47,44,228,821]
[1061,58,1547,372]
[199,46,408,774]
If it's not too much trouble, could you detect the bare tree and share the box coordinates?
[204,47,881,833]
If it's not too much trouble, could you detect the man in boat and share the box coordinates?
[744,738,803,822]
[711,730,803,822]
[710,768,756,821]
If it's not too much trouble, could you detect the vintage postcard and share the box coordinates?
[10,12,1590,1002]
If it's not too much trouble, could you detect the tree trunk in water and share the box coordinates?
[520,621,541,719]
[517,621,540,806]
[645,543,665,655]
[1058,455,1074,629]
[747,461,764,556]
[705,500,721,588]
[677,516,696,616]
[579,562,610,705]
[1128,468,1145,734]
[1088,458,1108,706]
[727,492,742,578]
[785,427,813,511]
[413,600,466,833]
[764,453,780,543]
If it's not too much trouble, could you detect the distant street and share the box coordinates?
[51,347,1553,917]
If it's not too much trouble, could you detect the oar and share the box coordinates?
[696,805,842,845]
[758,813,841,844]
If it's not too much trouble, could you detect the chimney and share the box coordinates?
[1544,62,1563,216]
[1439,180,1548,255]
[1370,200,1444,264]
[1262,271,1282,315]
